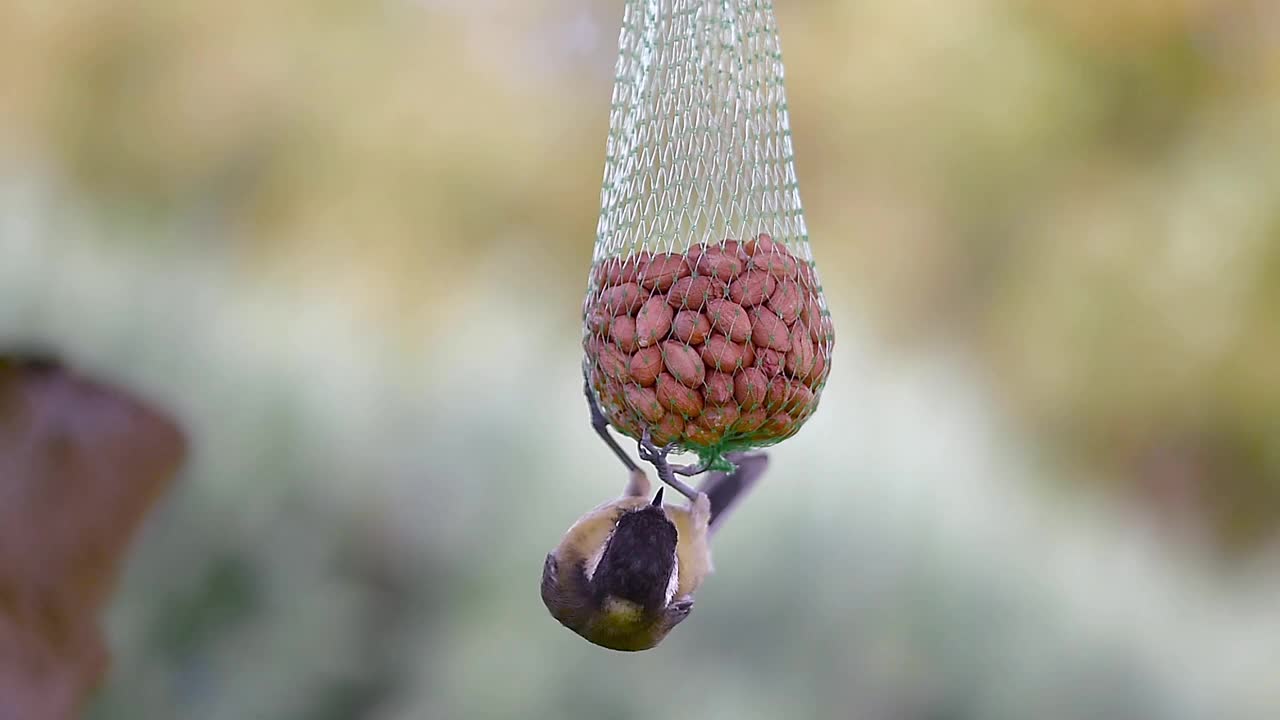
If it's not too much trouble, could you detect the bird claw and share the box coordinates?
[637,427,662,461]
[638,427,700,502]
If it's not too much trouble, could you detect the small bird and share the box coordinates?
[540,380,768,651]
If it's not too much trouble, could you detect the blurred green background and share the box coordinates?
[2,0,1278,718]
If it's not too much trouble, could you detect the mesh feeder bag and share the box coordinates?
[582,0,834,472]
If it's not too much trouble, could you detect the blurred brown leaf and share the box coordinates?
[0,355,186,720]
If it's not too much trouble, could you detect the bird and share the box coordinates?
[538,379,768,651]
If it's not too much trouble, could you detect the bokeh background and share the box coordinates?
[2,0,1279,718]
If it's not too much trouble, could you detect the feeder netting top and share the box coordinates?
[582,0,834,472]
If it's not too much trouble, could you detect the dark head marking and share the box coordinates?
[592,505,677,613]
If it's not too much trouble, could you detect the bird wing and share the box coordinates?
[698,451,769,534]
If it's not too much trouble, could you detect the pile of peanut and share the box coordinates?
[584,233,833,450]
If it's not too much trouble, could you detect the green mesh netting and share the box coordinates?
[582,0,834,472]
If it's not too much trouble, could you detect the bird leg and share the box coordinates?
[622,467,651,498]
[584,374,710,500]
[636,428,702,501]
[584,377,639,473]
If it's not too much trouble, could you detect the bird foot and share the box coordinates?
[638,428,701,501]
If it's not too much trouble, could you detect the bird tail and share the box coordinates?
[699,451,769,534]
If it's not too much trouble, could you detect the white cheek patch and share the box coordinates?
[584,527,615,581]
[664,551,680,605]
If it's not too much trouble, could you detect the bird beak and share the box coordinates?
[652,487,664,507]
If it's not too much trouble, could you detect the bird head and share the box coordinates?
[541,487,697,651]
